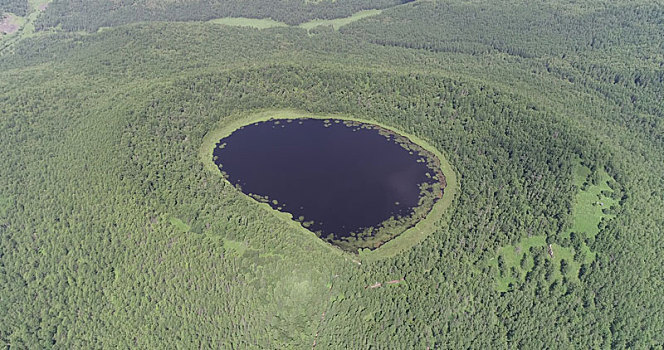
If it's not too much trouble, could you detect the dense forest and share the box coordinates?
[1,0,663,348]
[0,0,27,16]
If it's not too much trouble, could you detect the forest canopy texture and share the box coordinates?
[1,0,663,348]
[34,0,413,31]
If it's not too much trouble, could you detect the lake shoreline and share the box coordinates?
[200,109,458,260]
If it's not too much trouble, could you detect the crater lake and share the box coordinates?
[213,118,445,252]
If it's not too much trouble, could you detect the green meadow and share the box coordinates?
[491,163,620,292]
[208,8,383,31]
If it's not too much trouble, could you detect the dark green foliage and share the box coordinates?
[1,0,663,348]
[0,0,27,16]
[341,1,664,58]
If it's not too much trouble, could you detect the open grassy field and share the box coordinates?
[208,17,289,29]
[298,9,382,30]
[208,8,383,31]
[568,164,618,240]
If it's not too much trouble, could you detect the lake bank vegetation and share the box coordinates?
[204,112,455,255]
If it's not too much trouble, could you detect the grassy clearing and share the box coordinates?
[22,0,55,38]
[169,216,190,232]
[491,235,543,292]
[222,238,248,256]
[0,14,25,35]
[491,237,578,292]
[208,17,288,29]
[0,0,51,53]
[490,162,620,291]
[568,164,617,239]
[567,164,618,263]
[298,9,382,30]
[208,9,382,31]
[199,109,458,261]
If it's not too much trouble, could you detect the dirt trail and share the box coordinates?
[365,277,405,289]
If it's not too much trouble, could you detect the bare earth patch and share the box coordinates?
[0,15,19,34]
[38,3,49,11]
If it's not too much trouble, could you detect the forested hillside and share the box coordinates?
[1,0,663,348]
[342,1,664,57]
[34,0,411,32]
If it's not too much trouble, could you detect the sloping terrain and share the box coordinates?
[34,0,411,31]
[1,0,663,348]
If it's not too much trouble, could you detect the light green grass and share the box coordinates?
[169,216,190,232]
[18,0,51,37]
[499,236,547,268]
[200,109,458,261]
[208,8,382,31]
[491,235,544,292]
[491,236,578,292]
[298,9,382,30]
[0,0,51,51]
[567,164,618,263]
[208,17,288,29]
[222,238,248,256]
[490,162,620,291]
[568,164,617,239]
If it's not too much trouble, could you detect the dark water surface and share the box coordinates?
[213,118,437,240]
